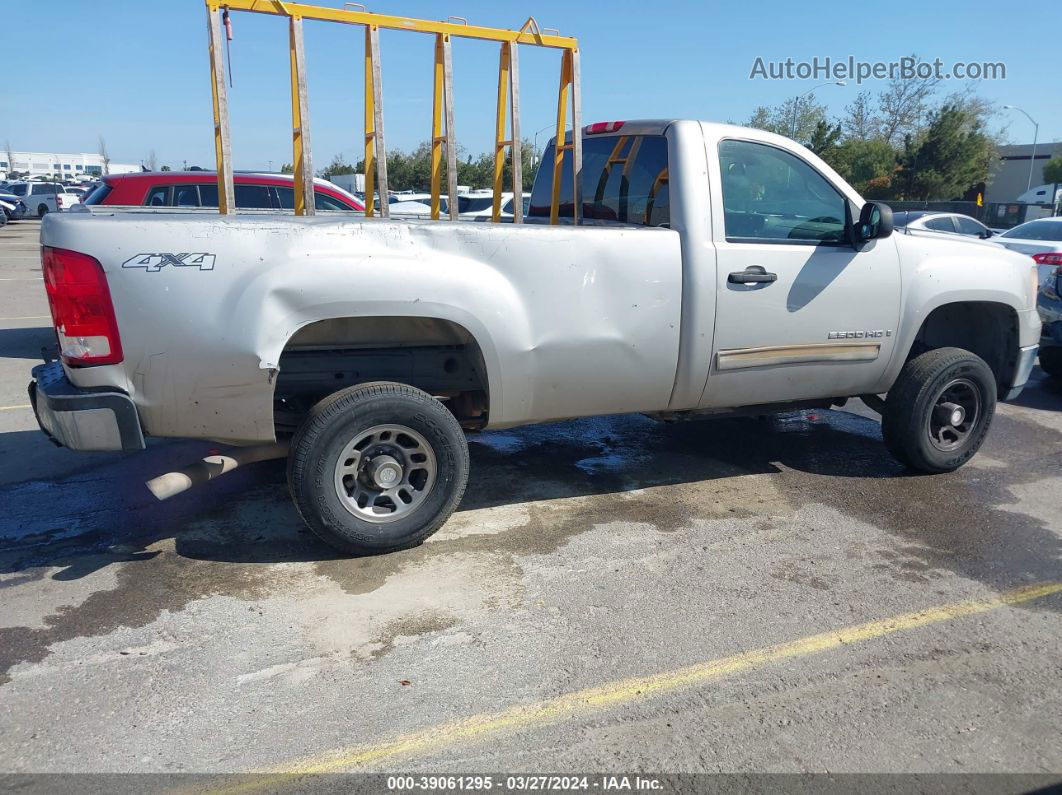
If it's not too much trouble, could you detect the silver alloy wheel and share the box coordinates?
[926,377,981,452]
[333,424,437,523]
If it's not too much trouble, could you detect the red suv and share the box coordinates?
[83,171,364,212]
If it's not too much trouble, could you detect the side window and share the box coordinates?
[173,184,200,207]
[313,191,349,211]
[528,133,670,227]
[233,184,273,209]
[198,183,218,208]
[924,216,957,233]
[718,139,847,243]
[955,216,984,236]
[144,186,169,207]
[275,187,295,210]
[37,184,56,195]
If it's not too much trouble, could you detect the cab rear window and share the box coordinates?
[528,134,670,227]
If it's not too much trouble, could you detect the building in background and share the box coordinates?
[0,151,140,181]
[326,173,365,195]
[984,142,1062,204]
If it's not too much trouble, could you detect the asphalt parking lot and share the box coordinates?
[1,217,1061,778]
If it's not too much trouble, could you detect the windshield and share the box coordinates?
[82,183,113,205]
[457,196,495,213]
[1000,220,1062,241]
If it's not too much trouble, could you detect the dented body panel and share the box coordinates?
[44,211,682,441]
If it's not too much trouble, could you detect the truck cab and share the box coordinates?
[530,120,1038,413]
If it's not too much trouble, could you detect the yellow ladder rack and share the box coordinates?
[204,0,583,224]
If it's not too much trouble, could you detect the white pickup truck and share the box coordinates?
[30,120,1041,554]
[5,181,81,217]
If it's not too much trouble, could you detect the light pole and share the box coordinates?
[531,123,558,169]
[789,80,846,139]
[1003,105,1040,194]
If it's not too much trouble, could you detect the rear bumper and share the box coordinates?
[28,361,145,452]
[1002,344,1039,401]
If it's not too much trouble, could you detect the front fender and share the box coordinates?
[874,236,1039,392]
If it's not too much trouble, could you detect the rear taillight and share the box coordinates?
[1032,252,1062,266]
[41,246,123,366]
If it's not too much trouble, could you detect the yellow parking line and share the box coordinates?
[231,581,1061,781]
[0,404,31,411]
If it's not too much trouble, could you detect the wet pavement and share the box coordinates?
[1,219,1061,775]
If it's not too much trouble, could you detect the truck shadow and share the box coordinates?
[1,411,897,576]
[2,404,1059,598]
[0,326,53,360]
[1004,367,1062,410]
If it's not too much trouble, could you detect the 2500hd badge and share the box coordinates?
[827,329,893,339]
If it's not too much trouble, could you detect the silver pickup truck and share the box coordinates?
[30,119,1041,555]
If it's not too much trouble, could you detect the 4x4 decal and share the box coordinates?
[121,253,216,272]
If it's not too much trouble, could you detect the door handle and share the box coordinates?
[728,266,777,284]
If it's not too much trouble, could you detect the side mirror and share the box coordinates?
[855,202,893,243]
[980,229,994,239]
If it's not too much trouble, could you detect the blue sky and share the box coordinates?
[3,0,1059,170]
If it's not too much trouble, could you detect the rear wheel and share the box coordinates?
[1038,347,1062,379]
[37,204,48,217]
[287,382,469,555]
[881,347,996,473]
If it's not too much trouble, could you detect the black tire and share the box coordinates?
[881,347,996,473]
[1038,347,1062,379]
[287,382,469,555]
[37,204,48,217]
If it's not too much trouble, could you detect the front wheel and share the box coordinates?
[287,382,469,555]
[881,347,996,473]
[1038,347,1062,379]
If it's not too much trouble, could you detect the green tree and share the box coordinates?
[747,95,829,145]
[823,138,900,197]
[280,162,294,174]
[876,61,940,145]
[808,121,842,158]
[841,91,880,141]
[160,165,171,171]
[317,153,354,180]
[362,139,536,193]
[1042,156,1062,185]
[898,103,995,200]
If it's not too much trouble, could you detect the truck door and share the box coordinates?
[700,135,901,409]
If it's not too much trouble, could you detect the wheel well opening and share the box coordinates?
[273,316,489,434]
[909,301,1018,396]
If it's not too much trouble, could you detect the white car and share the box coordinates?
[995,217,1062,262]
[4,182,82,217]
[452,191,532,220]
[387,199,434,217]
[892,210,996,240]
